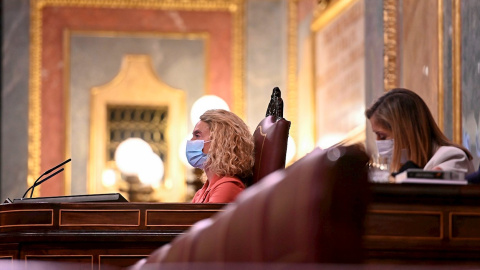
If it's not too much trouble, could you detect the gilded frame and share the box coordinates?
[28,0,245,195]
[452,0,461,144]
[310,0,366,148]
[87,54,189,201]
[64,30,209,199]
[382,0,449,138]
[383,0,399,93]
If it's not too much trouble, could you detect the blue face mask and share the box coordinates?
[376,139,394,162]
[186,140,210,169]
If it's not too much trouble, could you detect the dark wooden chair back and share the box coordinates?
[251,87,291,185]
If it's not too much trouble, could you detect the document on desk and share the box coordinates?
[394,169,467,185]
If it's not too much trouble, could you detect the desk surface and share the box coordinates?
[2,184,480,267]
[371,183,480,204]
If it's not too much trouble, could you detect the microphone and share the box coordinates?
[22,158,71,199]
[32,168,64,189]
[22,168,65,199]
[29,158,71,198]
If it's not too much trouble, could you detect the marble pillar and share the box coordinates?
[1,0,30,200]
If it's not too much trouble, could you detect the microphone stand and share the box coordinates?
[22,168,65,199]
[21,159,71,199]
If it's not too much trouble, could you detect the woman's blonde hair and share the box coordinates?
[365,88,472,172]
[200,109,255,179]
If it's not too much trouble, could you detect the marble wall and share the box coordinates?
[461,0,480,169]
[245,0,287,129]
[442,0,453,139]
[1,0,30,200]
[364,0,385,154]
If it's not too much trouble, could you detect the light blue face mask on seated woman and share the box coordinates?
[186,140,211,168]
[376,139,394,161]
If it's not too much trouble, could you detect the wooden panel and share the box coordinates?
[146,210,221,227]
[60,210,140,226]
[450,212,480,240]
[365,210,442,239]
[401,0,439,121]
[3,189,480,266]
[99,255,148,269]
[25,255,92,270]
[0,243,18,261]
[0,210,53,228]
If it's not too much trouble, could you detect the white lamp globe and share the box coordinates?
[190,95,229,126]
[114,138,153,176]
[138,152,164,187]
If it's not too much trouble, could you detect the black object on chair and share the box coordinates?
[265,86,284,119]
[250,87,291,186]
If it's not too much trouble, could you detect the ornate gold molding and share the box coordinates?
[63,30,72,196]
[231,0,245,119]
[28,1,43,189]
[437,0,444,130]
[383,0,446,131]
[383,0,398,91]
[29,0,245,191]
[34,0,240,10]
[89,55,187,201]
[311,0,357,32]
[452,0,462,144]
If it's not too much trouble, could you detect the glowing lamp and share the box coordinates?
[102,169,117,187]
[114,138,153,176]
[138,152,164,187]
[190,95,229,126]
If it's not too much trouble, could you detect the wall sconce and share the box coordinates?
[190,95,229,126]
[102,168,117,188]
[115,138,153,175]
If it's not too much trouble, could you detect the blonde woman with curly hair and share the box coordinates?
[187,109,255,203]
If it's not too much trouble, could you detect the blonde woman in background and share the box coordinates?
[186,109,255,203]
[366,88,474,174]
